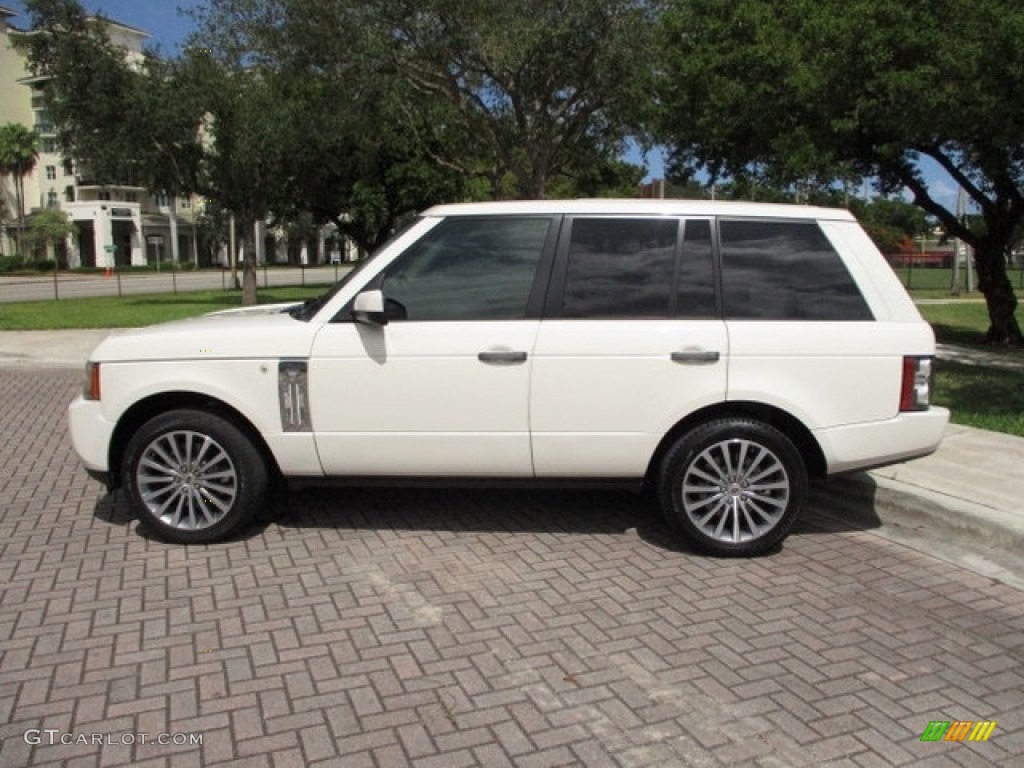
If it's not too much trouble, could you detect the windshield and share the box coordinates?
[288,217,423,322]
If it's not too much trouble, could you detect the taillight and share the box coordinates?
[900,356,933,412]
[84,362,101,401]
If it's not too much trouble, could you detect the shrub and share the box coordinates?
[0,254,23,273]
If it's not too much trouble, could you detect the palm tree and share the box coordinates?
[0,122,40,259]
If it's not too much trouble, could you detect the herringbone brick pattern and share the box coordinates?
[1,368,1022,766]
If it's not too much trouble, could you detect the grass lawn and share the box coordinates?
[915,300,1024,437]
[0,286,326,330]
[933,360,1024,437]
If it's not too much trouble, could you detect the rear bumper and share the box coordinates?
[815,407,950,474]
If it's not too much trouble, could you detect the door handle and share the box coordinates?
[478,350,528,364]
[671,349,720,364]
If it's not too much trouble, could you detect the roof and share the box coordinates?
[422,199,857,221]
[2,11,150,39]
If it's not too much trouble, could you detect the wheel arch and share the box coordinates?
[645,401,826,488]
[108,391,281,489]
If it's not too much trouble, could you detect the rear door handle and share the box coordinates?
[478,350,528,364]
[671,349,721,364]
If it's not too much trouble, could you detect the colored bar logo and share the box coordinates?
[920,720,997,742]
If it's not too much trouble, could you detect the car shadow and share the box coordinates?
[91,476,885,554]
[802,474,884,535]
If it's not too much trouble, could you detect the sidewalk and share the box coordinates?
[3,329,1023,555]
[0,329,110,368]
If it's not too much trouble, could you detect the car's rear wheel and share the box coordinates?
[658,418,807,556]
[122,409,267,544]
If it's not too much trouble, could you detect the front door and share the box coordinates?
[309,215,558,477]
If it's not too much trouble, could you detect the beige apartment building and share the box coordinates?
[1,5,200,268]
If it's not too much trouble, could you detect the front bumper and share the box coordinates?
[67,395,116,478]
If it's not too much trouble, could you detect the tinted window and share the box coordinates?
[382,217,551,321]
[675,219,717,318]
[563,218,678,317]
[720,220,873,321]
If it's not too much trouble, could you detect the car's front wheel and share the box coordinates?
[122,409,267,544]
[658,418,807,557]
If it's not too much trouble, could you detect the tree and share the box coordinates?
[24,0,205,196]
[0,123,40,258]
[189,59,290,304]
[376,0,655,199]
[656,0,1024,343]
[26,207,76,263]
[190,0,653,201]
[188,0,470,251]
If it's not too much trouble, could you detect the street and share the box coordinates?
[0,366,1021,767]
[0,266,346,303]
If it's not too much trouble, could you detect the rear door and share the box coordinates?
[530,217,729,478]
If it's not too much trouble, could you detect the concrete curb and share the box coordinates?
[822,471,1024,552]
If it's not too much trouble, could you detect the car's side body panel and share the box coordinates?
[309,320,540,476]
[530,319,729,476]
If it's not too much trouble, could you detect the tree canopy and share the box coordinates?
[655,0,1024,342]
[24,0,205,196]
[187,0,653,201]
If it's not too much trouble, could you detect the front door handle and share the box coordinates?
[478,350,528,365]
[671,349,721,364]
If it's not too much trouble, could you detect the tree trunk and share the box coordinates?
[241,223,258,306]
[15,175,26,258]
[973,240,1023,345]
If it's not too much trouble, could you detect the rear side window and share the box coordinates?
[562,218,678,317]
[720,220,873,321]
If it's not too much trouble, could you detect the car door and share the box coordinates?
[309,215,558,476]
[530,217,729,478]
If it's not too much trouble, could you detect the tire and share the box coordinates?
[122,409,267,544]
[657,418,807,557]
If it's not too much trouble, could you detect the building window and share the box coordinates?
[125,192,138,203]
[64,186,75,203]
[63,159,74,176]
[181,197,191,209]
[154,192,169,208]
[46,166,57,180]
[47,190,58,208]
[98,190,111,201]
[42,138,57,153]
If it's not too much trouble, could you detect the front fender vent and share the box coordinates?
[278,360,311,432]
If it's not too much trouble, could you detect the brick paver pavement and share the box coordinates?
[1,368,1022,767]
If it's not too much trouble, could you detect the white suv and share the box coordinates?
[68,200,948,555]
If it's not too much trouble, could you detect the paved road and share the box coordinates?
[1,367,1021,767]
[0,266,347,303]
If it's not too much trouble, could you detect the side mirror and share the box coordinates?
[352,289,388,326]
